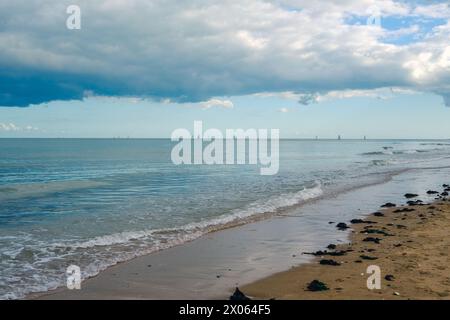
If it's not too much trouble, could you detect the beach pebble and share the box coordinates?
[393,291,400,296]
[363,237,382,244]
[385,275,395,281]
[319,259,341,266]
[407,200,423,206]
[336,222,349,230]
[307,280,329,292]
[360,255,378,260]
[229,287,251,300]
[381,202,396,208]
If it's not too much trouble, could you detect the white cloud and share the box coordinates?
[0,0,449,107]
[261,87,421,104]
[413,3,450,19]
[0,123,38,131]
[0,123,19,131]
[200,99,234,110]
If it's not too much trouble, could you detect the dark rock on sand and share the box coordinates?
[373,211,384,217]
[328,250,348,256]
[319,259,341,266]
[381,202,396,208]
[360,255,378,260]
[361,229,393,236]
[404,193,418,199]
[407,200,423,206]
[350,219,377,224]
[427,190,439,195]
[394,208,415,213]
[336,222,349,230]
[363,237,382,244]
[307,280,329,292]
[385,275,395,281]
[327,244,337,250]
[230,287,251,300]
[304,250,348,257]
[442,192,449,196]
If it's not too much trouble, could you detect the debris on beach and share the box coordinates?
[307,280,329,292]
[229,287,251,300]
[361,229,393,236]
[407,200,423,206]
[336,222,349,230]
[394,208,415,213]
[385,275,395,281]
[381,202,396,208]
[303,250,348,257]
[360,255,378,260]
[350,219,377,224]
[319,259,341,266]
[363,237,382,244]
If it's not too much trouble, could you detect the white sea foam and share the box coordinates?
[56,183,323,250]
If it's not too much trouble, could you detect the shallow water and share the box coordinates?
[0,138,449,299]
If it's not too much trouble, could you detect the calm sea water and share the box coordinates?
[1,138,449,299]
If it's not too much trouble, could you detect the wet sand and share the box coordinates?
[243,192,450,299]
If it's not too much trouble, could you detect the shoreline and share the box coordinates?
[27,174,450,300]
[242,187,450,300]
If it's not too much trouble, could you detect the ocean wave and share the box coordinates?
[57,183,323,250]
[361,148,439,156]
[361,151,393,156]
[370,159,393,166]
[0,184,323,300]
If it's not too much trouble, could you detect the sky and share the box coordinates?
[0,0,449,139]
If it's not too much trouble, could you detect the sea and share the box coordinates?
[0,138,449,299]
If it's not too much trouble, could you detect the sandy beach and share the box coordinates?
[242,189,450,300]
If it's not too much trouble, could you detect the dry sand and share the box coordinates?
[242,197,450,300]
